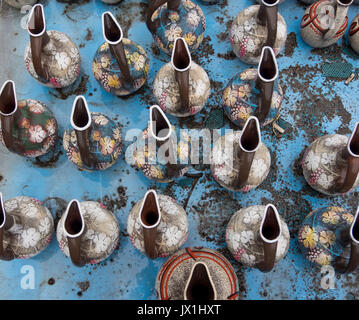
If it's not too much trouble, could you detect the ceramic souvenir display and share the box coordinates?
[132,105,192,182]
[146,0,206,54]
[63,96,122,171]
[56,199,120,267]
[349,13,359,53]
[92,12,149,96]
[302,122,359,195]
[230,0,287,64]
[226,204,290,271]
[127,190,188,259]
[222,46,282,128]
[4,0,36,8]
[298,206,359,272]
[0,193,54,260]
[300,0,353,48]
[153,37,210,117]
[0,80,58,158]
[155,247,240,300]
[211,116,271,192]
[24,4,81,88]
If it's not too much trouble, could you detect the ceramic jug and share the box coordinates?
[211,116,271,192]
[0,80,58,158]
[222,46,283,129]
[146,0,206,54]
[349,14,359,54]
[92,12,149,96]
[24,4,81,88]
[230,0,287,65]
[298,206,359,272]
[56,199,120,267]
[300,0,353,48]
[0,192,54,260]
[132,105,192,182]
[127,189,188,259]
[226,204,290,271]
[63,96,122,171]
[153,37,210,117]
[155,247,239,300]
[302,123,359,195]
[4,0,36,8]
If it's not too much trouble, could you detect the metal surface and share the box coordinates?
[0,0,358,300]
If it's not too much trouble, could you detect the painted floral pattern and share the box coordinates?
[150,0,206,54]
[63,112,122,171]
[4,0,36,8]
[0,99,58,158]
[211,131,271,192]
[127,194,188,257]
[226,205,290,267]
[222,69,283,128]
[302,134,359,195]
[153,62,210,117]
[24,30,81,88]
[132,125,191,182]
[230,5,287,64]
[298,207,355,267]
[2,196,54,259]
[57,201,120,264]
[92,40,149,96]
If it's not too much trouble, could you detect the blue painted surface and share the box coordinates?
[0,0,358,300]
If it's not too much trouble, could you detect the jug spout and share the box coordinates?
[335,122,359,193]
[256,46,279,123]
[139,190,161,259]
[184,262,217,300]
[171,37,192,114]
[233,116,261,189]
[149,105,173,142]
[258,0,280,48]
[102,11,133,88]
[0,80,24,155]
[71,96,97,169]
[0,193,15,261]
[27,4,50,81]
[257,204,281,272]
[63,200,85,267]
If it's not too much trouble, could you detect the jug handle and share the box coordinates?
[323,1,352,41]
[67,236,85,267]
[146,0,174,34]
[258,241,278,272]
[335,241,359,273]
[258,1,278,48]
[75,128,97,169]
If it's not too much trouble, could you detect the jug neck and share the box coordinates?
[0,193,15,261]
[258,0,280,48]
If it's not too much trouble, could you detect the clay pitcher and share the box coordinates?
[302,122,359,195]
[153,37,211,117]
[211,116,271,192]
[300,0,353,48]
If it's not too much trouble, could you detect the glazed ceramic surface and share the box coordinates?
[150,0,206,54]
[222,69,283,128]
[2,196,54,259]
[24,30,81,88]
[153,61,210,117]
[298,207,355,267]
[349,13,359,53]
[4,0,36,8]
[211,131,271,192]
[132,125,191,182]
[300,0,350,48]
[63,112,122,171]
[57,201,120,265]
[155,247,239,300]
[0,99,58,158]
[230,5,287,64]
[127,194,188,257]
[226,205,290,267]
[92,40,149,96]
[302,134,359,195]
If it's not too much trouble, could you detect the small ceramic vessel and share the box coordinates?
[24,4,81,88]
[63,96,122,171]
[127,189,188,259]
[0,80,58,158]
[155,247,240,300]
[56,199,120,267]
